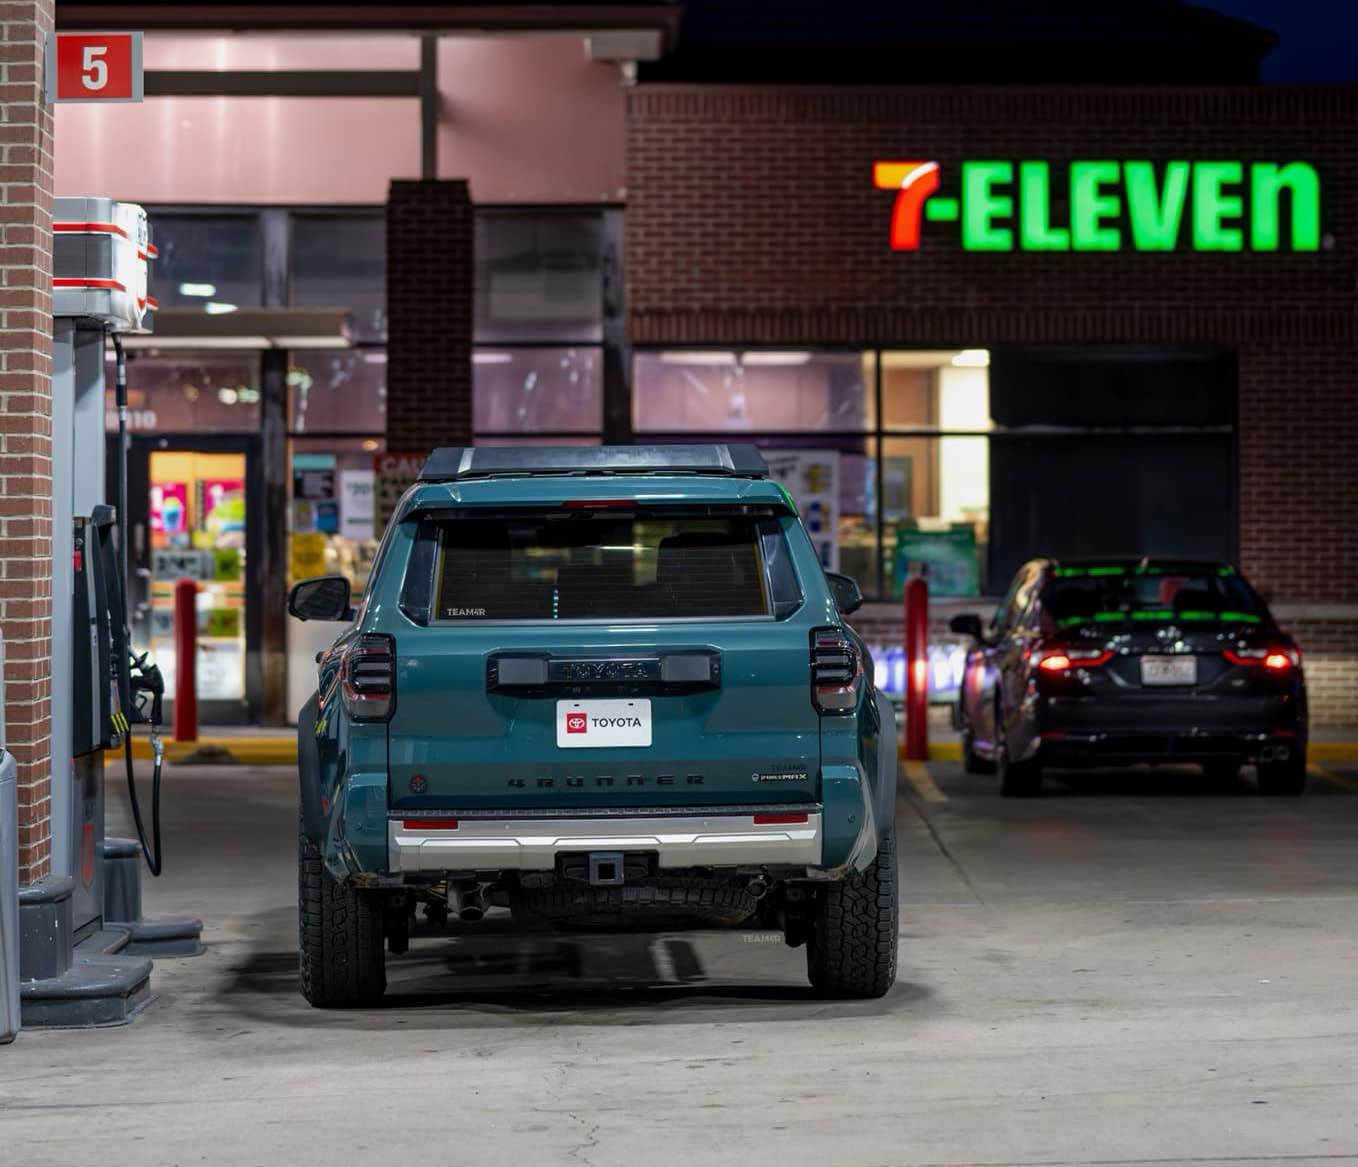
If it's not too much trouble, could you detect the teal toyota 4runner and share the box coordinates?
[289,444,898,1006]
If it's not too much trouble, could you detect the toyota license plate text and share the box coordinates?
[1140,655,1197,686]
[556,699,652,748]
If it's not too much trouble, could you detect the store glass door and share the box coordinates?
[120,436,261,724]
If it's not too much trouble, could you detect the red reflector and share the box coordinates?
[753,812,808,825]
[562,499,636,509]
[403,818,458,830]
[1040,731,1066,740]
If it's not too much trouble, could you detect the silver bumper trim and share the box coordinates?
[388,810,823,872]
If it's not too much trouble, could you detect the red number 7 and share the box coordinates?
[873,161,940,251]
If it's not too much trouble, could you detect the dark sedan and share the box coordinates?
[951,558,1308,797]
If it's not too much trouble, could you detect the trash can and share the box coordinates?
[0,749,18,1043]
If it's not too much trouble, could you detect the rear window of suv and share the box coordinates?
[420,511,797,622]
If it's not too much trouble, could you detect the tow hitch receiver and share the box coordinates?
[588,852,627,886]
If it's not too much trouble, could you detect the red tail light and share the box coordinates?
[811,627,862,714]
[1223,645,1299,671]
[341,633,396,721]
[1036,644,1114,673]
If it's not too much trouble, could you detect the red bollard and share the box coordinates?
[173,577,198,743]
[903,576,929,761]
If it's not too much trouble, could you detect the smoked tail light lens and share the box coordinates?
[811,627,862,714]
[342,632,396,721]
[1035,644,1114,673]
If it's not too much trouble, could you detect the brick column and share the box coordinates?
[0,0,56,882]
[385,179,473,452]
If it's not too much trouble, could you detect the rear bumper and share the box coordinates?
[388,807,823,873]
[1036,729,1303,766]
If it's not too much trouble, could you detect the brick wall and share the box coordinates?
[385,179,473,453]
[625,83,1358,725]
[0,0,55,881]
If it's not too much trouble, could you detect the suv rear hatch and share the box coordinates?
[386,500,819,810]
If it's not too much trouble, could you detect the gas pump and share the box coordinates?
[16,198,200,1030]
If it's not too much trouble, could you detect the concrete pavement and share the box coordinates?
[3,761,1358,1166]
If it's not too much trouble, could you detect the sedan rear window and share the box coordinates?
[429,512,783,621]
[1044,565,1265,627]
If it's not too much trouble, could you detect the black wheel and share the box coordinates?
[1202,759,1241,783]
[1257,756,1307,797]
[807,828,898,999]
[298,819,386,1007]
[997,734,1043,798]
[961,724,996,775]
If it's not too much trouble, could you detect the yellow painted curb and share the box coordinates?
[106,736,297,766]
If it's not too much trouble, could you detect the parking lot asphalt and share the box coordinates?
[4,761,1358,1167]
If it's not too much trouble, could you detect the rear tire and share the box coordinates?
[997,735,1043,798]
[961,725,996,775]
[1202,759,1241,783]
[807,829,898,999]
[1257,756,1307,797]
[298,820,387,1007]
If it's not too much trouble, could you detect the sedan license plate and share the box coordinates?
[1140,655,1197,686]
[556,699,652,748]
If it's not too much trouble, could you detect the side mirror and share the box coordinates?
[949,613,985,640]
[825,571,864,615]
[288,575,354,622]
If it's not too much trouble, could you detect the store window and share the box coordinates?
[474,212,604,343]
[288,349,386,433]
[291,214,386,341]
[473,210,606,444]
[473,347,602,434]
[633,351,874,433]
[106,350,261,434]
[149,215,263,313]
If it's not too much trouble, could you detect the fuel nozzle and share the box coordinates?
[127,648,165,729]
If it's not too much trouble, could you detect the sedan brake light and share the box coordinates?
[1036,644,1114,672]
[341,633,396,721]
[1223,645,1300,671]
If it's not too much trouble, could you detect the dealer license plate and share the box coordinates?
[1140,655,1197,686]
[556,699,652,749]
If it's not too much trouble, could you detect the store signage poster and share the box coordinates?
[339,469,376,541]
[874,159,1322,253]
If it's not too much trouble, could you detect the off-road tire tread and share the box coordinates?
[807,828,898,999]
[298,820,386,1007]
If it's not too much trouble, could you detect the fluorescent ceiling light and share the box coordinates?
[203,301,238,315]
[473,351,513,365]
[116,335,272,350]
[658,351,737,366]
[950,349,991,368]
[741,351,812,366]
[272,335,351,349]
[178,282,216,297]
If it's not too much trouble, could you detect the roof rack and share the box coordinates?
[418,444,770,482]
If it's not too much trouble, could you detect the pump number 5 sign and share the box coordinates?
[46,32,143,103]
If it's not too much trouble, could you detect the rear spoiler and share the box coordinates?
[418,444,770,482]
